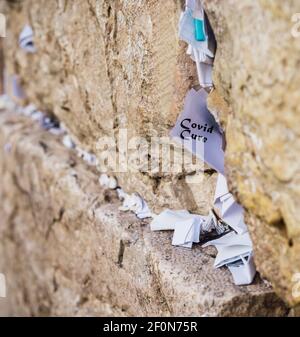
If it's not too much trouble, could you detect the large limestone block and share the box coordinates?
[202,0,300,307]
[0,109,287,316]
[2,0,215,215]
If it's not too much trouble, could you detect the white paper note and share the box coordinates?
[227,254,256,285]
[150,209,191,231]
[170,89,225,174]
[19,25,36,53]
[203,231,253,268]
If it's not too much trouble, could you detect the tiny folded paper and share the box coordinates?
[202,232,256,284]
[119,193,152,219]
[62,135,76,149]
[150,209,225,248]
[41,116,60,131]
[150,209,202,248]
[116,188,127,201]
[76,148,98,166]
[202,231,253,267]
[170,88,225,174]
[99,174,118,190]
[214,174,247,235]
[4,74,26,101]
[22,104,40,117]
[19,25,36,53]
[227,254,256,286]
[4,143,12,154]
[194,59,213,88]
[202,231,256,285]
[12,75,26,100]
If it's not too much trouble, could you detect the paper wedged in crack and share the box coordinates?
[170,89,225,174]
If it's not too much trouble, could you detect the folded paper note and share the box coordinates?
[150,209,190,231]
[227,254,256,286]
[170,88,225,174]
[116,188,127,201]
[19,25,36,53]
[99,174,118,190]
[150,209,227,248]
[76,148,98,166]
[214,174,247,234]
[194,55,213,88]
[172,217,201,248]
[202,231,256,285]
[62,135,76,149]
[119,193,152,219]
[4,74,26,101]
[151,209,203,248]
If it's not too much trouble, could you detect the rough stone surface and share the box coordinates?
[203,0,300,307]
[1,0,300,310]
[0,109,287,316]
[2,0,215,217]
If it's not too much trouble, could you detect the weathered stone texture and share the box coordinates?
[203,0,300,306]
[1,0,300,310]
[2,0,214,217]
[0,110,287,316]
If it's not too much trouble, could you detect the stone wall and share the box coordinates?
[0,109,287,316]
[0,0,300,312]
[203,0,300,307]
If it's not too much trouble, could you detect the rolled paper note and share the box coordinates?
[194,18,205,41]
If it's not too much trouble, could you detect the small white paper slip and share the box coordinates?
[172,216,203,248]
[119,193,152,219]
[19,25,36,53]
[116,188,127,200]
[62,135,76,149]
[49,127,65,136]
[135,198,153,219]
[221,198,247,235]
[150,209,206,248]
[227,254,256,286]
[99,174,118,189]
[214,174,248,234]
[194,55,213,88]
[150,209,191,231]
[31,110,44,122]
[187,45,213,65]
[76,148,98,166]
[170,88,225,174]
[22,104,38,117]
[12,75,26,100]
[202,210,227,235]
[202,231,253,268]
